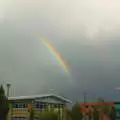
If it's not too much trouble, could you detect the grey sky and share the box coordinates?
[0,0,120,103]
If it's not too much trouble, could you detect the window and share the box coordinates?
[54,104,58,108]
[58,104,61,108]
[86,105,88,108]
[19,104,22,108]
[40,104,43,109]
[44,104,47,108]
[12,104,16,108]
[36,102,39,108]
[91,106,94,108]
[116,110,120,117]
[50,104,52,108]
[12,103,28,109]
[23,104,27,108]
[15,104,18,108]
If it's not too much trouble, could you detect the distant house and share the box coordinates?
[114,102,120,119]
[8,94,71,120]
[80,102,115,120]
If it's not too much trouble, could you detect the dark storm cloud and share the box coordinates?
[0,22,73,97]
[63,30,120,102]
[0,0,120,103]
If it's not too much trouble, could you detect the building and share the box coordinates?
[80,101,120,120]
[114,102,120,120]
[80,102,115,120]
[8,94,71,120]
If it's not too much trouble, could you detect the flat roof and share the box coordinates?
[8,93,72,103]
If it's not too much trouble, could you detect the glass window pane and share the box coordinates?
[40,104,43,109]
[16,104,18,108]
[19,104,22,108]
[36,102,39,108]
[12,104,16,108]
[54,104,57,108]
[23,104,27,108]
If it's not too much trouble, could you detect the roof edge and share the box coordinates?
[8,94,72,103]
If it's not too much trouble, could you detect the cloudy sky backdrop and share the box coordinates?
[0,0,120,103]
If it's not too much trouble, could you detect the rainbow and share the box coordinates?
[41,38,70,75]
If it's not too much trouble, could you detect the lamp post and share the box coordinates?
[6,83,12,119]
[6,83,11,97]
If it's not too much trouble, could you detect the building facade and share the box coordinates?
[114,102,120,120]
[8,94,71,120]
[80,102,114,120]
[80,102,120,120]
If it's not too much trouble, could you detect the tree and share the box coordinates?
[97,99,115,120]
[70,104,83,120]
[88,109,92,120]
[93,107,99,120]
[97,98,107,120]
[39,111,59,120]
[66,109,73,120]
[0,85,9,120]
[107,107,116,120]
[29,108,34,120]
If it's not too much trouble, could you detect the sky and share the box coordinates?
[0,0,120,103]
